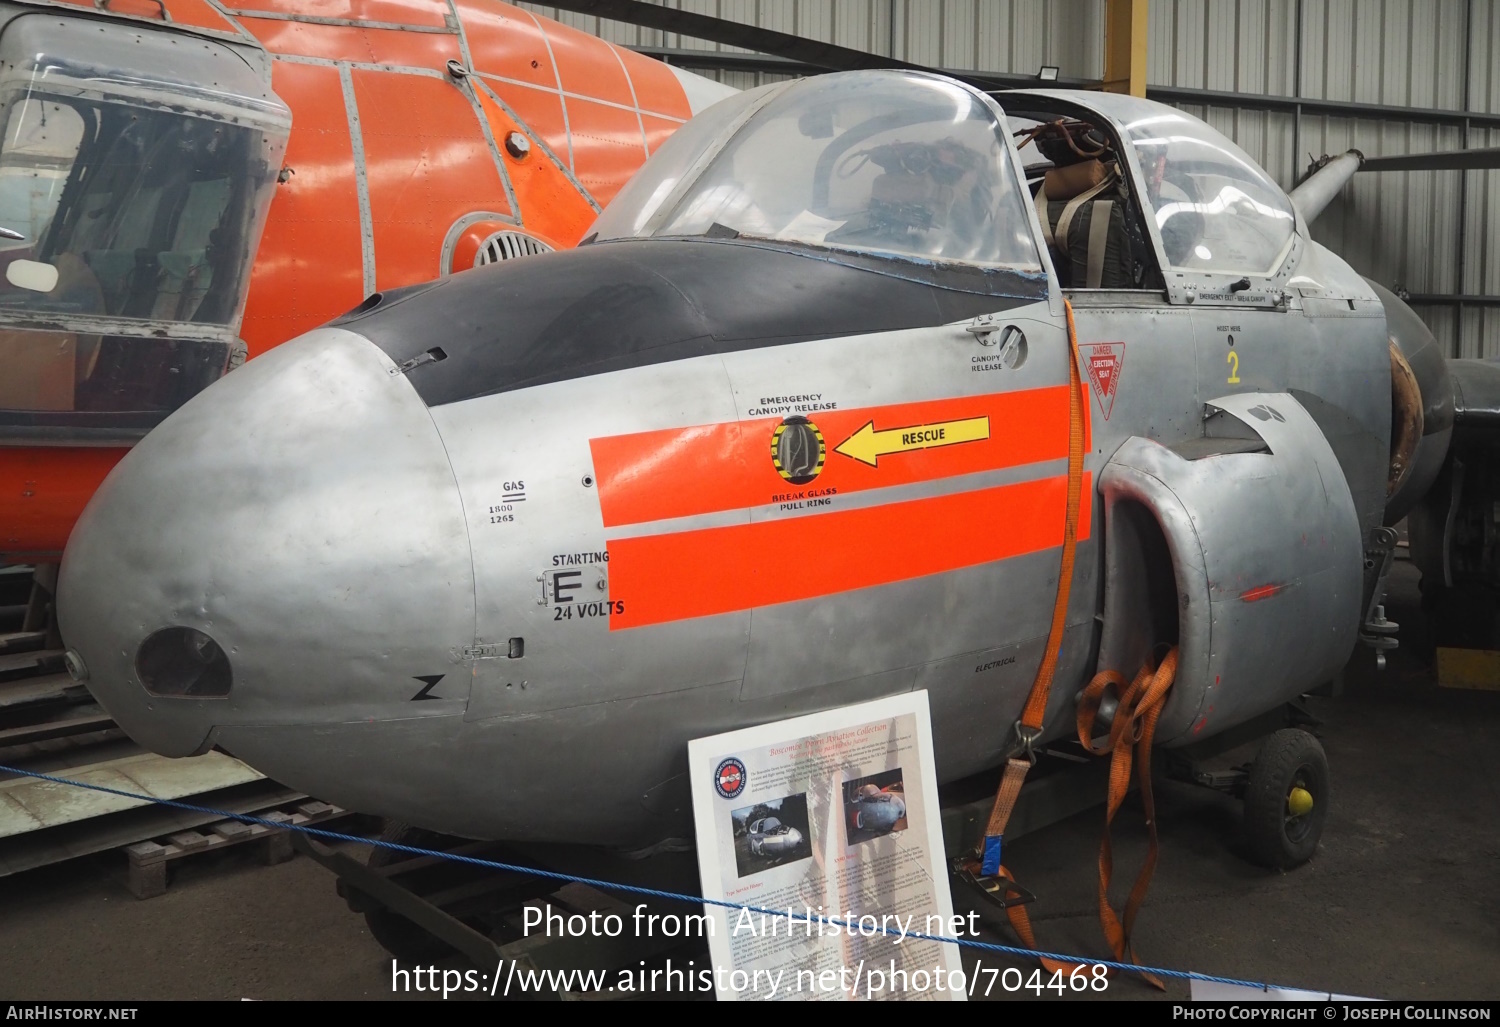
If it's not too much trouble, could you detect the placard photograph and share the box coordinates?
[731,793,813,877]
[842,768,909,845]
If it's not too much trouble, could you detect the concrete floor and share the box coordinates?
[1,559,1497,1001]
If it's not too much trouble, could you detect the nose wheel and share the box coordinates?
[1242,728,1330,870]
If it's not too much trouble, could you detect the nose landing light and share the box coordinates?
[135,627,232,698]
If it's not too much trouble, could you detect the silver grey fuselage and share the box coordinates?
[57,79,1433,849]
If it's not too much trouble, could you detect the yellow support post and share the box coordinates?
[1103,0,1149,96]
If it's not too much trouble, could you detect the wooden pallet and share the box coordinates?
[0,779,302,878]
[0,648,65,684]
[0,707,115,748]
[0,672,90,714]
[0,566,90,729]
[124,800,346,898]
[0,630,46,656]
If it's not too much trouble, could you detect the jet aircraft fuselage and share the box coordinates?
[58,72,1454,848]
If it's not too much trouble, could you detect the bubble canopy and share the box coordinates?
[1067,92,1297,275]
[591,72,1042,270]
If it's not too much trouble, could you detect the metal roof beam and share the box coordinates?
[630,47,1500,131]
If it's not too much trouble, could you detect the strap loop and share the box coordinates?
[1013,721,1041,762]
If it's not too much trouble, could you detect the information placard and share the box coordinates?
[688,691,965,1001]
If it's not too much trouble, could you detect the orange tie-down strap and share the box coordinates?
[1074,648,1180,990]
[972,757,1086,978]
[960,297,1177,988]
[969,297,1087,873]
[1018,298,1089,737]
[958,295,1089,967]
[965,651,1180,990]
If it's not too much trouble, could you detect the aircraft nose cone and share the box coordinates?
[57,328,475,758]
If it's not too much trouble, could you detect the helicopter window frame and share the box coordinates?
[0,14,292,441]
[0,16,291,335]
[0,91,275,326]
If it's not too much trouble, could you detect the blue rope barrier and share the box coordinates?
[0,762,1281,992]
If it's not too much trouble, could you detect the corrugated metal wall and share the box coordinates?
[1151,0,1499,359]
[519,0,1500,357]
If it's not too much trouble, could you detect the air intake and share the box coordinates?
[475,231,554,266]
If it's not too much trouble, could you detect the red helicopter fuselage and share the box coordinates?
[0,0,701,561]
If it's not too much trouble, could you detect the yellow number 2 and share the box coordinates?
[1227,350,1241,384]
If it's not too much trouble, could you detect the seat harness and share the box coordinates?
[1034,170,1121,290]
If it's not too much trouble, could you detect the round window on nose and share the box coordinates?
[136,627,232,698]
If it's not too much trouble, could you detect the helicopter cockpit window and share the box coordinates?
[596,73,1041,270]
[0,91,282,417]
[0,93,278,326]
[1118,109,1295,275]
[0,16,290,428]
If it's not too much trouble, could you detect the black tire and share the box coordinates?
[1243,728,1330,870]
[363,821,455,962]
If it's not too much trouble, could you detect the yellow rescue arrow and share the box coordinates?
[834,415,990,467]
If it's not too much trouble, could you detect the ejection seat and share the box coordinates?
[1033,159,1136,289]
[1018,116,1160,291]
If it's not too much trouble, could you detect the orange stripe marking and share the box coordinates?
[607,473,1092,630]
[591,387,1078,529]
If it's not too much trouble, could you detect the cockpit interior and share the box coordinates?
[1008,109,1165,291]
